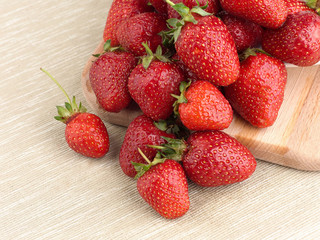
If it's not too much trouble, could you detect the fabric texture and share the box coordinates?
[1,1,320,239]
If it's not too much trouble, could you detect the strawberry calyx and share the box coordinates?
[141,43,171,69]
[40,68,87,124]
[172,81,192,115]
[161,0,211,44]
[92,39,124,58]
[239,48,272,62]
[148,136,188,162]
[132,148,167,179]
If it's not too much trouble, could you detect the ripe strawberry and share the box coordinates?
[182,131,256,187]
[164,2,240,86]
[149,0,168,15]
[128,45,185,121]
[262,11,320,66]
[116,12,168,56]
[167,0,220,19]
[219,12,262,53]
[89,41,138,112]
[224,50,287,128]
[173,81,233,131]
[284,0,315,15]
[219,0,288,29]
[119,115,175,178]
[103,0,153,46]
[134,150,189,219]
[175,14,239,86]
[41,68,109,158]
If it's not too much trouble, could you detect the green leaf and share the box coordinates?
[172,2,190,17]
[65,102,73,112]
[142,55,154,70]
[154,120,168,131]
[56,106,70,118]
[103,39,112,52]
[173,26,182,42]
[167,18,180,28]
[191,6,211,16]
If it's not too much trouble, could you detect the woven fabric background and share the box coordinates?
[1,1,320,239]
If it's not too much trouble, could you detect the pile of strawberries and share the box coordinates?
[44,0,320,219]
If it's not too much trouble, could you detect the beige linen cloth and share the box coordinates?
[1,1,320,239]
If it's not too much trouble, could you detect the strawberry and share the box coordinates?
[116,12,168,56]
[149,0,168,15]
[89,41,138,112]
[164,2,240,86]
[284,0,316,15]
[182,131,256,187]
[218,12,262,53]
[262,11,320,66]
[219,0,288,29]
[103,0,153,46]
[167,0,220,19]
[128,45,185,121]
[134,149,189,219]
[224,50,287,128]
[119,114,175,178]
[41,68,109,158]
[173,81,233,131]
[153,131,256,187]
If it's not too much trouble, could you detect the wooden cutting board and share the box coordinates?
[81,40,320,171]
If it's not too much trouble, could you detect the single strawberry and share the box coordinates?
[89,40,138,113]
[119,115,176,178]
[153,131,256,187]
[134,149,190,219]
[182,131,256,187]
[116,12,168,56]
[167,0,220,19]
[219,0,288,29]
[103,0,153,46]
[218,12,262,53]
[149,0,168,16]
[224,50,287,128]
[128,45,185,121]
[41,68,109,158]
[164,1,240,86]
[284,0,316,15]
[262,11,320,66]
[173,81,233,131]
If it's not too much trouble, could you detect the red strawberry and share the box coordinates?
[149,0,168,15]
[89,41,138,112]
[219,12,262,53]
[174,80,233,131]
[262,11,320,66]
[134,151,189,219]
[128,45,185,121]
[284,0,316,15]
[167,0,220,19]
[164,3,240,86]
[119,115,175,178]
[182,131,256,187]
[103,0,153,46]
[219,0,288,29]
[116,12,168,56]
[174,14,240,86]
[224,50,287,128]
[41,68,109,158]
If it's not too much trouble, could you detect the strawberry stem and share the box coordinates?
[40,68,72,104]
[138,148,152,164]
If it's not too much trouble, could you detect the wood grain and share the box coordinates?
[82,40,320,171]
